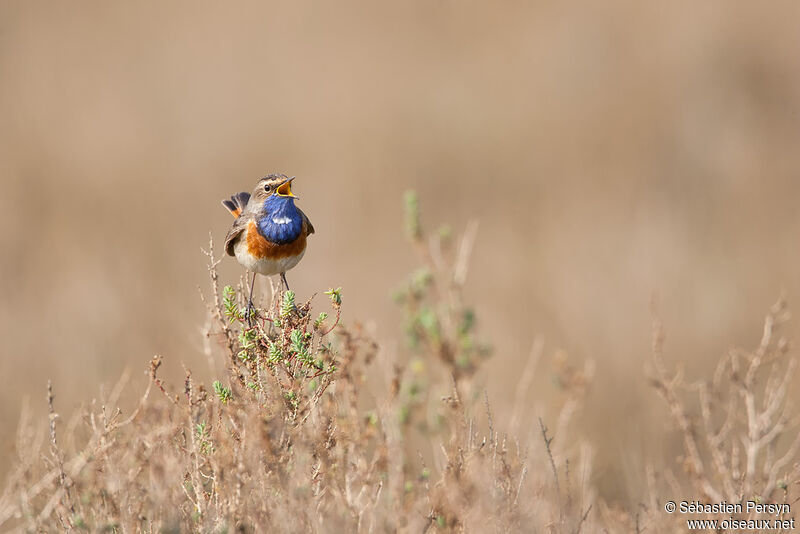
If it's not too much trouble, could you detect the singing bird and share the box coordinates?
[222,174,314,316]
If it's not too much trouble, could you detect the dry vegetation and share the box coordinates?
[1,197,799,533]
[645,297,800,530]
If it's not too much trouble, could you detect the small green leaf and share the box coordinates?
[314,312,328,329]
[212,381,232,404]
[223,285,241,323]
[268,342,283,363]
[281,290,296,318]
[410,268,433,296]
[404,190,422,241]
[325,287,342,306]
[417,306,440,342]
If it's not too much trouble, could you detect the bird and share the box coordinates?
[221,174,314,320]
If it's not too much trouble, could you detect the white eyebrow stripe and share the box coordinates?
[272,216,292,224]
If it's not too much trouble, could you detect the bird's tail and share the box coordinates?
[221,192,251,218]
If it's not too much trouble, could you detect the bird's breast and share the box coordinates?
[258,205,303,244]
[232,220,308,275]
[246,220,307,260]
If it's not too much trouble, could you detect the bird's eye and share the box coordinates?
[264,184,271,192]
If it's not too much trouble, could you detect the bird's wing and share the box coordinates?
[222,191,252,256]
[299,207,315,235]
[224,217,248,256]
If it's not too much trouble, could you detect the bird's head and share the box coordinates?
[251,174,298,204]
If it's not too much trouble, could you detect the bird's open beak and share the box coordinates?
[276,177,298,198]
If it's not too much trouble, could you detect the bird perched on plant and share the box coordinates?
[222,174,314,318]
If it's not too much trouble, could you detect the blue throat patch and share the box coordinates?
[258,196,303,244]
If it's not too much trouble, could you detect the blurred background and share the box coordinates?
[2,1,800,504]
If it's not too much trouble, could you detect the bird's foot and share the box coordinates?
[245,299,257,327]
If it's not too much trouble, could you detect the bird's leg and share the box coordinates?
[246,272,257,326]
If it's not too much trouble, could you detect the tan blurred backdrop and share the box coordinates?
[2,1,800,503]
